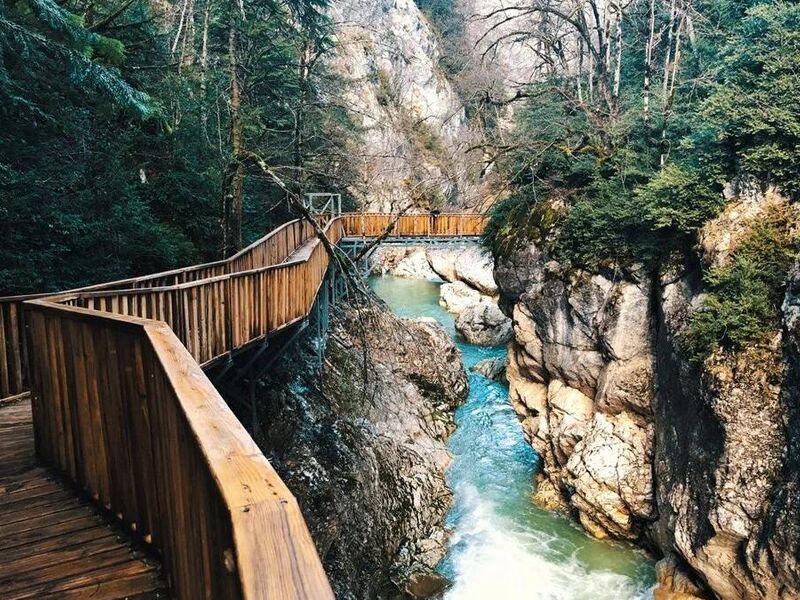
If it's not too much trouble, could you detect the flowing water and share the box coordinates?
[370,275,656,600]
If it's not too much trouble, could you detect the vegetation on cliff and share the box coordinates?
[484,0,800,358]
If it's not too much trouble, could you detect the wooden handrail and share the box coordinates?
[24,300,333,599]
[0,217,321,398]
[2,211,485,598]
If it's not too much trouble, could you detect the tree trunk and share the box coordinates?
[660,0,687,166]
[222,17,244,257]
[643,0,655,123]
[293,39,312,193]
[611,6,623,114]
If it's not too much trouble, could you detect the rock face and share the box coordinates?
[439,281,487,314]
[470,357,507,383]
[496,193,800,598]
[498,252,657,542]
[454,246,498,295]
[244,301,468,599]
[326,0,481,209]
[455,302,513,346]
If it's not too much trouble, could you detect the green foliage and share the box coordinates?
[0,0,356,294]
[485,0,800,359]
[1,0,154,116]
[683,205,798,360]
[413,0,464,75]
[482,193,562,258]
[700,2,800,198]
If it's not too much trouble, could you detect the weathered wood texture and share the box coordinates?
[0,397,169,599]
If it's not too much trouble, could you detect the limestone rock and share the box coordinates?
[394,248,442,280]
[454,246,498,295]
[566,412,654,540]
[252,302,468,599]
[370,246,410,275]
[326,0,481,210]
[654,555,707,600]
[470,357,507,383]
[439,281,489,314]
[454,302,512,346]
[426,247,460,282]
[497,217,800,597]
[546,380,593,464]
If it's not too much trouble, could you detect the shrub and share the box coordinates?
[683,203,798,361]
[482,193,562,258]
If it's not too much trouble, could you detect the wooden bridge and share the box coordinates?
[0,212,486,600]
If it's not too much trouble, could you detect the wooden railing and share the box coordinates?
[25,301,332,599]
[0,211,485,599]
[340,212,487,238]
[21,220,344,600]
[0,218,322,398]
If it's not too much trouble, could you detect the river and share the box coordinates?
[370,275,655,600]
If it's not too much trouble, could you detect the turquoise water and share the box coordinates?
[370,276,655,600]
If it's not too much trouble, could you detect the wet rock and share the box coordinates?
[455,302,513,346]
[654,555,708,600]
[402,566,449,599]
[439,281,490,314]
[248,301,468,599]
[454,246,498,295]
[470,357,507,383]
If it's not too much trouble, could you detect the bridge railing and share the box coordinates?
[24,300,333,600]
[340,212,487,238]
[21,219,345,600]
[0,218,323,397]
[36,220,344,367]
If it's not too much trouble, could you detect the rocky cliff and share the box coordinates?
[238,299,468,599]
[495,192,800,599]
[327,0,479,209]
[325,0,547,210]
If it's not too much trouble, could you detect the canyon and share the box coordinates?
[496,189,800,598]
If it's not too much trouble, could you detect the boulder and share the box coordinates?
[470,357,507,383]
[393,249,442,280]
[425,247,459,282]
[439,281,489,314]
[370,246,409,275]
[454,303,513,346]
[454,246,498,295]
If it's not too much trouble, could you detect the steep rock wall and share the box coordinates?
[327,0,479,209]
[495,194,800,598]
[241,300,468,599]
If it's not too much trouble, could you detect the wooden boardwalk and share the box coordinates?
[0,213,487,599]
[0,397,169,599]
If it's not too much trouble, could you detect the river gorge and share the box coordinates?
[371,274,655,598]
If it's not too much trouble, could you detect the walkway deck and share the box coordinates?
[0,397,169,599]
[0,212,487,599]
